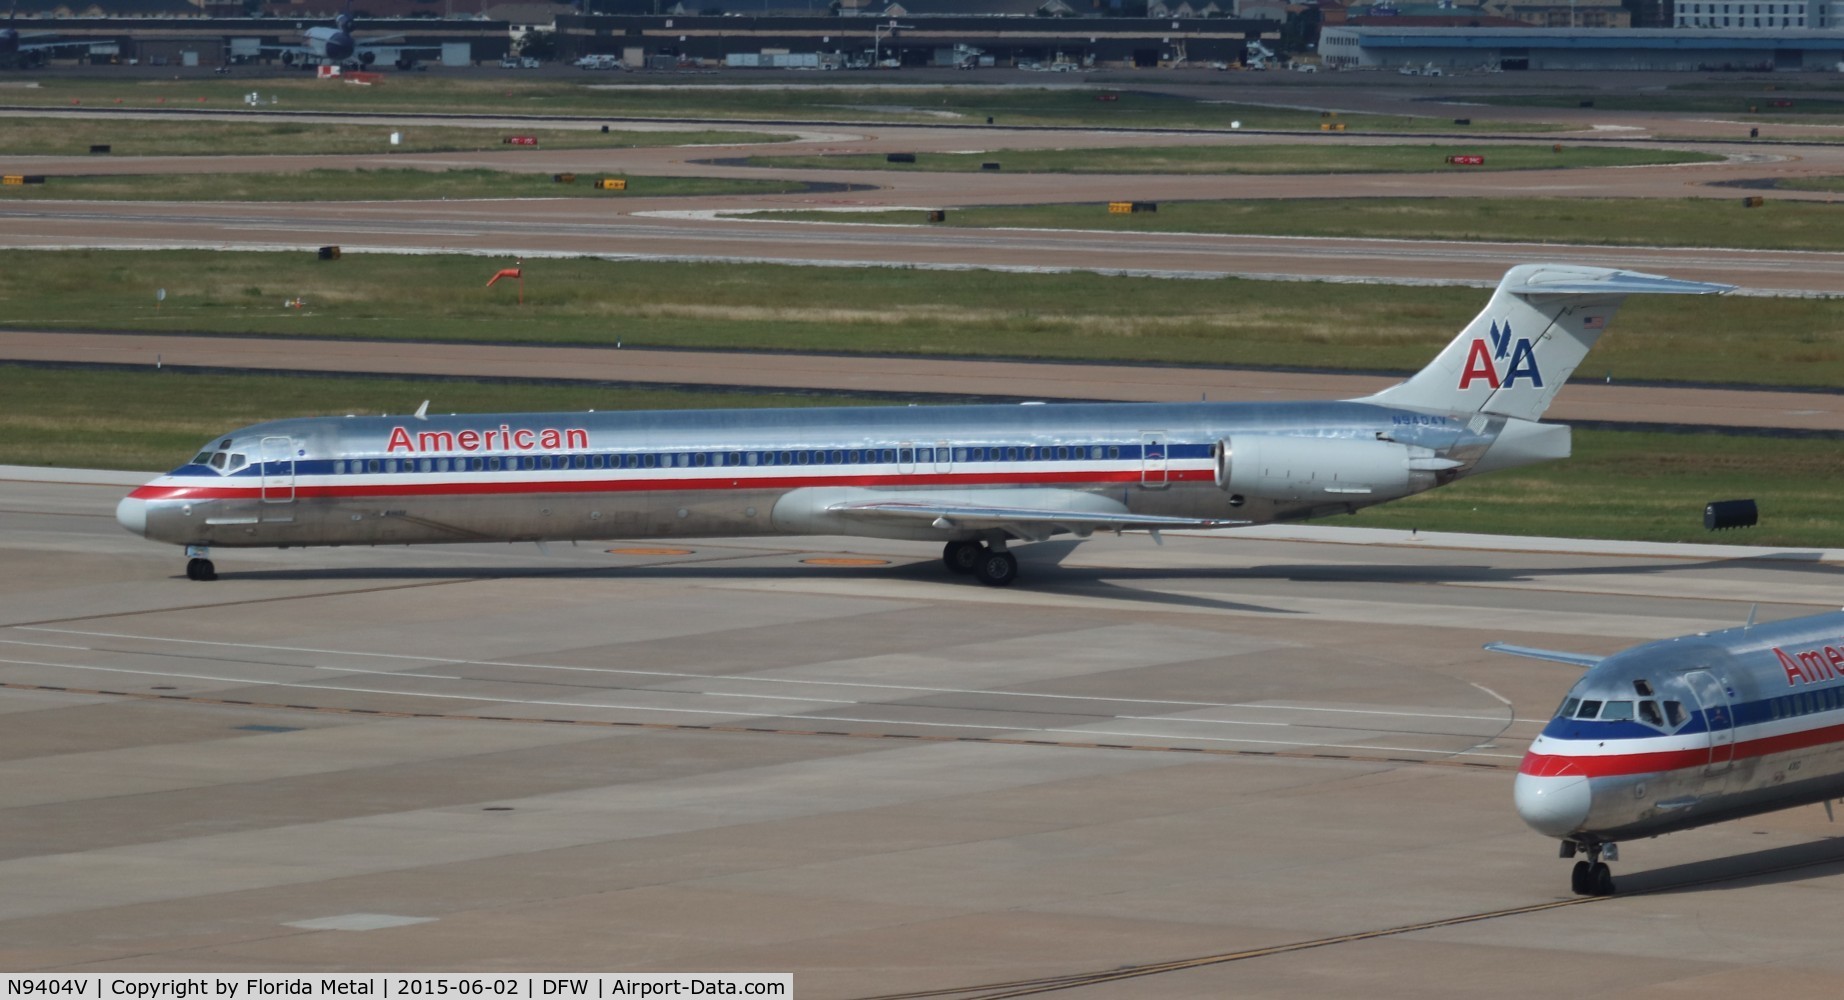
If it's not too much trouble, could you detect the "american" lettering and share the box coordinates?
[385,425,589,454]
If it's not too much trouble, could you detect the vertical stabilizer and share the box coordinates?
[1357,264,1731,420]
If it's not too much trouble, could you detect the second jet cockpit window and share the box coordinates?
[1559,693,1687,731]
[195,452,247,473]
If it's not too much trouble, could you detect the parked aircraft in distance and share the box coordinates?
[268,6,418,70]
[116,263,1728,585]
[1,9,77,66]
[1499,608,1844,896]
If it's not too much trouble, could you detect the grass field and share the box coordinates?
[9,366,1839,548]
[0,168,811,201]
[4,251,1843,387]
[759,196,1844,252]
[1348,429,1844,549]
[742,143,1717,174]
[1772,175,1844,193]
[1,364,865,471]
[0,117,787,156]
[0,78,1552,131]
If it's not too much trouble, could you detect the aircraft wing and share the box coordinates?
[14,36,83,54]
[826,495,1246,542]
[1482,642,1602,669]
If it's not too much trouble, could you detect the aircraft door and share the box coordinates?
[260,435,296,505]
[1139,432,1169,489]
[1685,670,1735,774]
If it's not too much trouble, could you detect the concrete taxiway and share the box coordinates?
[5,467,1844,995]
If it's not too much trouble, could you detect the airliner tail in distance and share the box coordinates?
[116,263,1733,586]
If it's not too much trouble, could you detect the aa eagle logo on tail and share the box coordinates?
[1459,321,1542,390]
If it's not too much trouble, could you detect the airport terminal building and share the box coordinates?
[1319,25,1844,71]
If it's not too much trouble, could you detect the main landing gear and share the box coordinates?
[1563,840,1617,897]
[943,539,1018,587]
[183,545,217,582]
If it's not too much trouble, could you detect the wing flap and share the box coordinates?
[827,498,1245,541]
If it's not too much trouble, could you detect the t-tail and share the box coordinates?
[1359,264,1732,420]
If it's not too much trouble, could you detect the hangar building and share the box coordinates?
[1319,25,1844,71]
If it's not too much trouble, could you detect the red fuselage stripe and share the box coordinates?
[1520,719,1844,778]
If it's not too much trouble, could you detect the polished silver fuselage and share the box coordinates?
[122,399,1552,550]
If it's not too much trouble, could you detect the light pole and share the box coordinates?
[873,20,911,68]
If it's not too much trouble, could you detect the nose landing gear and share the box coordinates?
[1563,840,1617,896]
[183,545,217,582]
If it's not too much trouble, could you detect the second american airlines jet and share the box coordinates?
[115,264,1728,585]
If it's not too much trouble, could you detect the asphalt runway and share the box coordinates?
[10,198,1844,293]
[7,330,1844,434]
[6,469,1844,993]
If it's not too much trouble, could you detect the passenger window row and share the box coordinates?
[1770,686,1841,721]
[322,444,1139,475]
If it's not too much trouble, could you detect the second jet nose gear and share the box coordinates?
[183,545,217,582]
[942,539,1018,587]
[1562,840,1618,896]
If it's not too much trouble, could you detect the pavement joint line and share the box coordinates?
[861,838,1844,1000]
[0,681,1513,771]
[855,895,1609,1000]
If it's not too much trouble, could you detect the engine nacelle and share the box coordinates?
[1215,435,1422,502]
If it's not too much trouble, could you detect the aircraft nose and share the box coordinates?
[115,496,148,537]
[1514,771,1592,838]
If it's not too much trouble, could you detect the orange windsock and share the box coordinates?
[485,267,522,287]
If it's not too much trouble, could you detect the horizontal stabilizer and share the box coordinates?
[1482,641,1602,669]
[1501,270,1734,297]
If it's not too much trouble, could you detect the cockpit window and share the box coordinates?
[192,451,214,466]
[1600,701,1635,721]
[1638,701,1663,726]
[208,453,227,470]
[228,453,247,471]
[1557,697,1580,719]
[1575,700,1603,720]
[1664,700,1687,727]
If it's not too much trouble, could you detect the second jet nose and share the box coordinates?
[115,496,148,537]
[1514,771,1591,838]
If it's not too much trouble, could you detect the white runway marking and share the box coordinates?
[22,625,1527,723]
[0,653,1517,757]
[1,621,1520,761]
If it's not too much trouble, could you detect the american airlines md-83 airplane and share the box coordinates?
[115,264,1728,584]
[1500,610,1844,897]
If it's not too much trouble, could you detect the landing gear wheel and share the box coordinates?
[1589,862,1615,897]
[943,540,981,576]
[974,549,1018,587]
[1570,860,1592,896]
[185,557,217,582]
